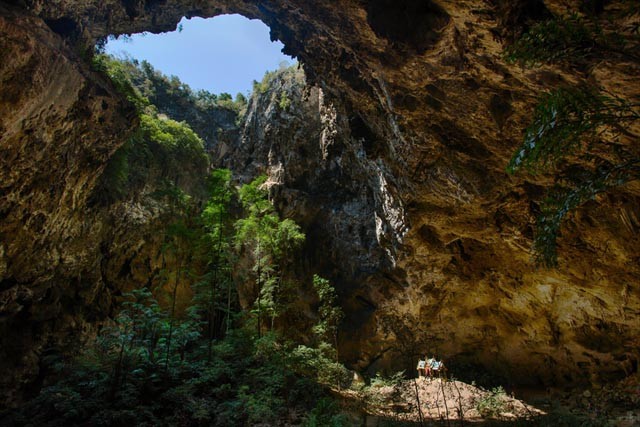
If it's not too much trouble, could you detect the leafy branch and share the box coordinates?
[507,86,639,266]
[505,10,640,267]
[507,87,639,174]
[533,160,640,267]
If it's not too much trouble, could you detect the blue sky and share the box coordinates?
[106,14,294,96]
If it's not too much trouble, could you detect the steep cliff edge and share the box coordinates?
[1,0,639,405]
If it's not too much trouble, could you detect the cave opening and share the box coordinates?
[3,0,639,422]
[104,14,295,97]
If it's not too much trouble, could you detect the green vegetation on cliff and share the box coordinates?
[90,54,210,206]
[505,10,640,267]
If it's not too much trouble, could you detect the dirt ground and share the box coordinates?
[351,377,543,423]
[338,374,640,426]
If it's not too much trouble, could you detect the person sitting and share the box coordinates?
[416,358,426,377]
[429,357,447,378]
[426,356,435,378]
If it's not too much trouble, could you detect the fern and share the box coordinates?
[507,87,638,174]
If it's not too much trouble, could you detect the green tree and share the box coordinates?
[235,176,305,336]
[92,54,149,112]
[195,169,234,361]
[311,275,343,361]
[139,113,209,184]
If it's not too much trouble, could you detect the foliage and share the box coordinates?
[505,11,640,267]
[504,12,638,67]
[302,397,350,427]
[311,275,344,359]
[279,91,291,110]
[286,277,349,391]
[9,50,350,422]
[92,54,149,112]
[252,69,278,94]
[532,161,639,266]
[139,112,209,178]
[124,60,248,115]
[476,386,508,418]
[194,169,235,357]
[506,89,639,268]
[0,288,201,426]
[370,371,406,388]
[235,176,305,334]
[3,166,358,425]
[95,111,208,205]
[93,53,249,174]
[3,279,344,426]
[291,344,352,389]
[504,14,601,67]
[506,87,638,174]
[90,55,209,207]
[214,92,248,113]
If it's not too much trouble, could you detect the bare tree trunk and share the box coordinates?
[207,263,217,363]
[449,379,465,426]
[439,376,451,427]
[412,375,425,427]
[226,269,232,335]
[165,258,182,372]
[256,237,262,338]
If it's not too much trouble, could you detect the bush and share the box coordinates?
[291,344,352,389]
[302,397,350,427]
[370,371,405,388]
[476,386,508,418]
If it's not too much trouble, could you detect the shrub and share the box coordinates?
[279,91,291,110]
[291,344,352,389]
[476,386,508,418]
[370,371,405,388]
[302,397,350,427]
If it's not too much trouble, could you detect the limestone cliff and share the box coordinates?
[0,4,210,404]
[1,0,639,406]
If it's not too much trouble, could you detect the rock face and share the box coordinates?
[1,0,639,405]
[0,3,209,404]
[0,3,136,404]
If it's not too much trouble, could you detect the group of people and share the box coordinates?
[416,355,446,379]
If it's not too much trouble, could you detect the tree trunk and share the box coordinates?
[165,257,182,373]
[256,237,262,338]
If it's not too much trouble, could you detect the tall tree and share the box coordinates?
[235,176,305,336]
[196,169,234,361]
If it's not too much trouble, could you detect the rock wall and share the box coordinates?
[0,2,210,405]
[1,0,639,404]
[0,3,134,403]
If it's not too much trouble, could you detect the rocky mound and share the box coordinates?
[340,375,640,425]
[343,377,543,423]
